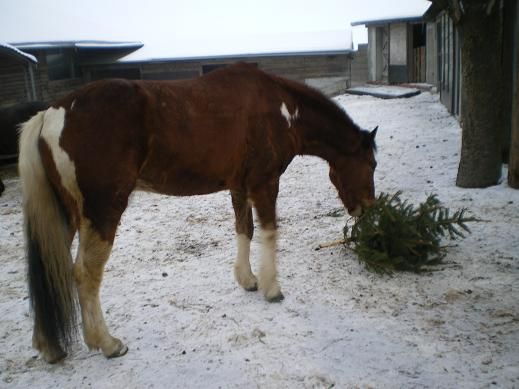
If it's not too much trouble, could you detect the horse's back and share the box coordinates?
[43,64,294,199]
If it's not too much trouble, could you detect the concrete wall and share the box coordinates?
[426,22,438,86]
[367,25,390,83]
[389,23,407,65]
[367,27,378,81]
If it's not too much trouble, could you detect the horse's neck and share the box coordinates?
[294,99,357,163]
[272,76,360,163]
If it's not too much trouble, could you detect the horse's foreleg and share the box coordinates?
[74,222,128,358]
[249,182,284,302]
[231,191,257,291]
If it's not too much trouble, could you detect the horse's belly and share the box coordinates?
[136,169,229,196]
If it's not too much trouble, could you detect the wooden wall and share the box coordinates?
[436,11,461,116]
[0,56,31,108]
[350,44,368,86]
[88,53,351,85]
[1,51,352,108]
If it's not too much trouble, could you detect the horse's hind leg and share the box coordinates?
[32,224,76,363]
[74,221,127,358]
[231,190,257,291]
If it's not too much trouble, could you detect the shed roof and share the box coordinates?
[0,42,37,64]
[132,48,353,64]
[12,40,144,65]
[14,40,143,51]
[351,15,424,27]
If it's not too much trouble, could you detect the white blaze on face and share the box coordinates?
[280,102,299,127]
[40,107,83,208]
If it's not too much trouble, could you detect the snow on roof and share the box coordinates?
[0,42,37,63]
[120,30,352,63]
[75,41,144,49]
[14,40,143,51]
[351,15,424,27]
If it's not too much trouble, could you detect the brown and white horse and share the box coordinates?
[18,63,377,363]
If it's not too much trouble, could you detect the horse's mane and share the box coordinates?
[267,72,359,131]
[265,71,376,153]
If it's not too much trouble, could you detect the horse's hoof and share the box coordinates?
[107,344,128,359]
[266,292,285,303]
[244,284,258,292]
[44,349,67,364]
[234,267,258,292]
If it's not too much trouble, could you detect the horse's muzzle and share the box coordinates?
[348,205,362,217]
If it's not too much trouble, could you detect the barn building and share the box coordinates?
[351,15,428,85]
[0,41,144,108]
[0,39,355,109]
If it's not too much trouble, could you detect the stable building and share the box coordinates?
[351,16,428,85]
[1,37,354,109]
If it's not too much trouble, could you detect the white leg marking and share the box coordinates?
[74,223,126,357]
[234,234,257,290]
[258,228,283,301]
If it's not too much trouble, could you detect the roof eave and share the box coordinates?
[0,43,37,64]
[120,48,354,64]
[351,15,424,27]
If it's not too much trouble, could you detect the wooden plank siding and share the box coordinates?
[2,51,352,107]
[350,44,368,86]
[32,56,84,102]
[139,53,351,83]
[413,46,426,82]
[0,57,31,107]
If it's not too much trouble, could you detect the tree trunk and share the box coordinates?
[501,0,516,164]
[456,2,504,188]
[509,0,519,188]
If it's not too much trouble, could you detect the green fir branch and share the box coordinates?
[345,191,478,274]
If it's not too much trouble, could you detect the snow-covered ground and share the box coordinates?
[1,91,518,388]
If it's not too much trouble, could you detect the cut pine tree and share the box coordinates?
[344,191,478,274]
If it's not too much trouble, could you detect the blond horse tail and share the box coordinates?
[19,111,77,360]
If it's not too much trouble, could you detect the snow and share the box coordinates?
[13,41,143,50]
[347,85,421,99]
[1,91,518,388]
[74,42,143,49]
[0,42,37,63]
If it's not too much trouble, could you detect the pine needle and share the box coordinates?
[344,191,478,274]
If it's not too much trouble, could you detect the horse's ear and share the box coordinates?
[370,126,378,139]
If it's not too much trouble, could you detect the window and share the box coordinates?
[46,50,81,81]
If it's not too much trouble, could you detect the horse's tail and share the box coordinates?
[18,111,77,359]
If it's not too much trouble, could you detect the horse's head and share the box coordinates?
[329,126,377,217]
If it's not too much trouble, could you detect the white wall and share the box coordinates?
[389,23,407,65]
